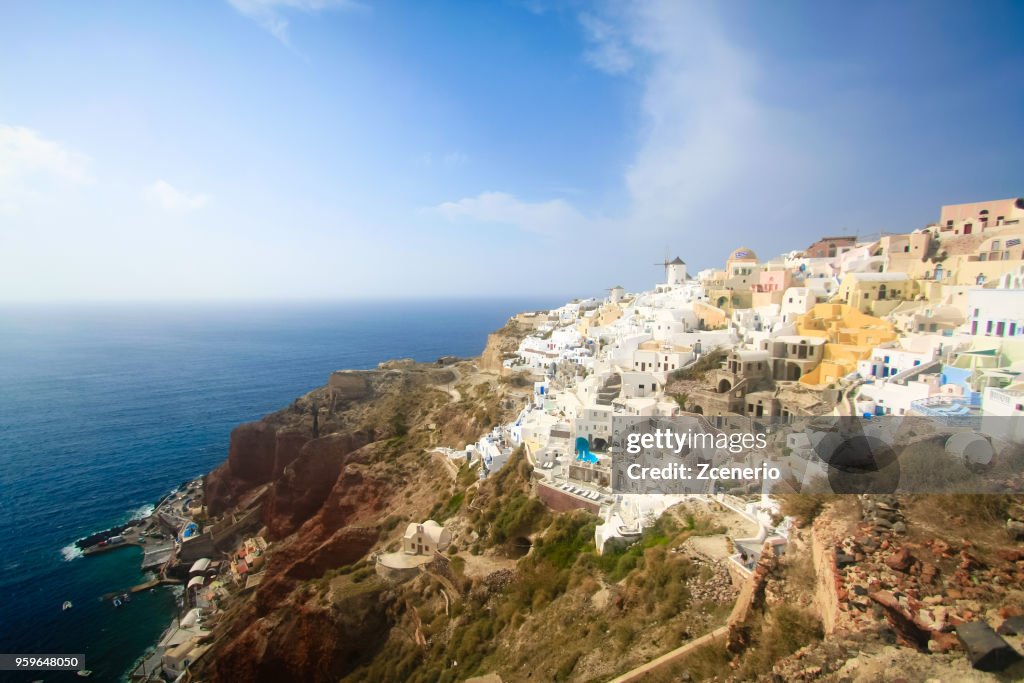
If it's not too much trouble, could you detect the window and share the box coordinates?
[992,240,1001,250]
[987,321,993,335]
[1011,323,1018,336]
[997,322,1006,336]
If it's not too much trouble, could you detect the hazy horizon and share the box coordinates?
[2,0,1023,302]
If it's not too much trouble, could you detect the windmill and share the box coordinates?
[656,253,687,285]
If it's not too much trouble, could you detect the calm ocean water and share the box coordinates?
[0,299,557,680]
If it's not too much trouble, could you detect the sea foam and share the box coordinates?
[61,544,83,561]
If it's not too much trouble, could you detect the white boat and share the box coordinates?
[77,671,93,678]
[62,600,73,611]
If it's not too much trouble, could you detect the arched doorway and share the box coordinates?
[787,363,801,381]
[717,378,732,393]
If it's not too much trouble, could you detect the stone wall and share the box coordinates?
[726,546,775,651]
[810,527,845,636]
[536,482,600,514]
[327,371,373,402]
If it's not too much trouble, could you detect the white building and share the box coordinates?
[574,405,614,449]
[857,345,937,380]
[631,340,693,375]
[982,387,1024,443]
[403,520,452,555]
[856,376,939,416]
[780,287,818,323]
[619,371,661,398]
[664,256,687,287]
[966,287,1024,339]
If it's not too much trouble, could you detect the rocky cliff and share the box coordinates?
[192,357,531,682]
[479,314,539,374]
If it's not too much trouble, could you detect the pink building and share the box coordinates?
[938,198,1024,235]
[751,268,794,307]
[752,269,793,293]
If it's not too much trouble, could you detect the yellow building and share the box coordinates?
[700,247,760,312]
[951,231,1024,285]
[795,304,898,386]
[693,300,729,330]
[832,272,918,316]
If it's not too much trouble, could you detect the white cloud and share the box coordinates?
[579,12,634,74]
[0,125,93,213]
[227,0,362,43]
[435,1,833,276]
[143,180,212,212]
[433,192,585,235]
[579,1,827,241]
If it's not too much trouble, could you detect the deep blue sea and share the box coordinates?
[0,299,557,681]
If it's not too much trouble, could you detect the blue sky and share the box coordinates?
[1,0,1022,301]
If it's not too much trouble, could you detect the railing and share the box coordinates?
[886,358,941,386]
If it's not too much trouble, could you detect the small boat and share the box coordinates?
[62,600,73,611]
[113,597,123,608]
[122,592,131,603]
[77,671,93,678]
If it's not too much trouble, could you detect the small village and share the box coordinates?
[76,475,270,680]
[426,197,1023,580]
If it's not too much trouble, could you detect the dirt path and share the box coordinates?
[458,552,517,579]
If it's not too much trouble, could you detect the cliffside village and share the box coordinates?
[441,197,1024,586]
[121,197,1024,681]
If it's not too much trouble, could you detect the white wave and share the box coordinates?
[126,503,155,521]
[61,543,83,561]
